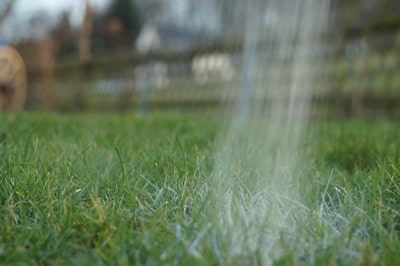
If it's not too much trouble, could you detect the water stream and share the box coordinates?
[210,0,331,262]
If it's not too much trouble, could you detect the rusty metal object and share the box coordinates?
[0,46,27,111]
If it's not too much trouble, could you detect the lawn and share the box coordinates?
[0,112,399,265]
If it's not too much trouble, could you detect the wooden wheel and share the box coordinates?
[0,46,27,111]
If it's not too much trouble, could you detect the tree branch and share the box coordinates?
[0,0,16,25]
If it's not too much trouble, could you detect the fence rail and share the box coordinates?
[24,30,400,118]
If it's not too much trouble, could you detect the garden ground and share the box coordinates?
[0,113,399,265]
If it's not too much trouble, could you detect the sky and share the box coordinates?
[1,0,222,42]
[0,0,111,41]
[14,0,111,25]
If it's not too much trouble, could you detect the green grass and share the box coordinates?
[0,113,399,265]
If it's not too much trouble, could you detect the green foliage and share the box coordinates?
[0,113,399,265]
[107,0,140,36]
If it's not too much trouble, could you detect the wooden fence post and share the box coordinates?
[76,0,93,111]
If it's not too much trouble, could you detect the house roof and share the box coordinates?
[135,22,214,53]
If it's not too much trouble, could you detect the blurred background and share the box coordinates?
[0,0,400,118]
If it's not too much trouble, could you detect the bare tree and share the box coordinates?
[0,0,15,25]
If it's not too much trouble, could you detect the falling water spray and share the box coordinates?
[209,0,330,262]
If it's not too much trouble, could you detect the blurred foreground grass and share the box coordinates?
[0,113,399,265]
